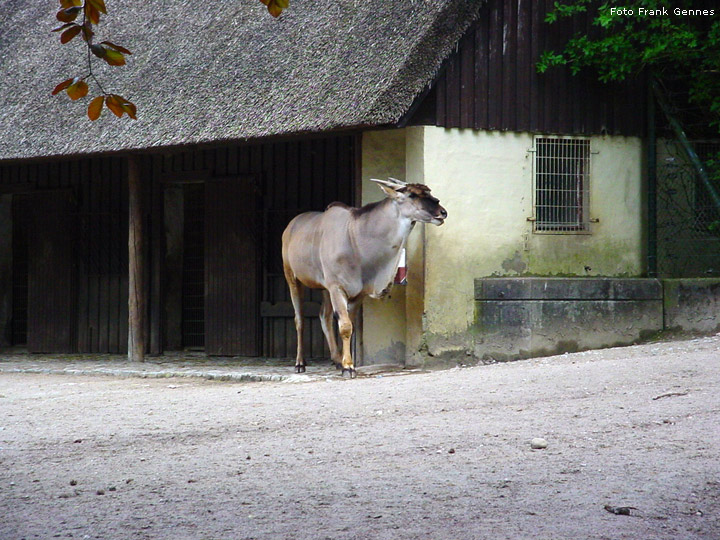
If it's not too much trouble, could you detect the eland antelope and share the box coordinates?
[281,178,447,378]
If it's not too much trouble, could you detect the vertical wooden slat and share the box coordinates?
[459,28,475,128]
[119,160,130,354]
[205,176,260,356]
[128,155,145,362]
[298,141,312,210]
[98,158,111,352]
[501,0,517,129]
[556,12,572,132]
[324,137,338,203]
[487,0,503,130]
[26,191,77,353]
[474,14,489,129]
[445,51,461,128]
[529,0,543,131]
[149,155,164,354]
[515,0,531,131]
[87,159,100,351]
[76,160,88,351]
[435,68,447,126]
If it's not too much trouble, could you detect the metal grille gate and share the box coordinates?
[656,139,720,277]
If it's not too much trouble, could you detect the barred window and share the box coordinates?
[533,137,591,233]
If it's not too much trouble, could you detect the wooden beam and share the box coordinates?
[128,155,146,362]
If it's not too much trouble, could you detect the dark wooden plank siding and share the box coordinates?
[204,176,260,356]
[24,190,78,353]
[427,0,646,136]
[158,134,357,359]
[1,156,128,354]
[0,133,356,356]
[77,157,128,353]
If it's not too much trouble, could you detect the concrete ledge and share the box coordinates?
[475,277,662,301]
[474,278,663,361]
[663,278,720,334]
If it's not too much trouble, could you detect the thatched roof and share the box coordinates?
[0,0,481,161]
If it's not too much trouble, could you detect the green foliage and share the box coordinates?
[538,1,720,128]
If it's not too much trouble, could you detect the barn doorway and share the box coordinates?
[164,176,261,355]
[10,191,78,352]
[10,196,28,347]
[181,183,205,349]
[158,135,358,358]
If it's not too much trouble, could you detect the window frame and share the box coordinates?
[530,135,593,235]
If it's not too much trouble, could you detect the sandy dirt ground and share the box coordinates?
[1,336,719,540]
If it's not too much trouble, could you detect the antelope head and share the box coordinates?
[370,177,447,225]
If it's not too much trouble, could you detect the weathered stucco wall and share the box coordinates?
[360,127,645,366]
[663,278,720,334]
[360,130,408,364]
[419,128,645,360]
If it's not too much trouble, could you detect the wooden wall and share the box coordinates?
[422,0,646,136]
[154,135,357,358]
[0,158,129,353]
[0,133,357,357]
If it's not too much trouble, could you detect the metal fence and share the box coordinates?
[656,139,720,277]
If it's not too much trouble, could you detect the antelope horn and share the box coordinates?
[388,177,407,186]
[370,177,407,188]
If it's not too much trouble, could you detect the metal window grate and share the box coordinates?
[534,137,591,233]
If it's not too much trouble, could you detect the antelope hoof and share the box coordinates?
[341,368,357,379]
[295,365,306,373]
[334,362,342,371]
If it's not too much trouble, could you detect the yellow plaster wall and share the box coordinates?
[420,127,645,352]
[358,127,645,364]
[360,130,408,364]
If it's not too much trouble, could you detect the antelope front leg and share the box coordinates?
[285,274,306,373]
[328,286,356,379]
[320,290,342,369]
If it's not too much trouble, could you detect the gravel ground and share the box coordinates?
[1,335,719,540]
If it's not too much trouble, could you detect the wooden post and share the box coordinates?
[128,155,145,362]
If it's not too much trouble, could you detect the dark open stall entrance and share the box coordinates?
[0,134,358,359]
[159,135,357,358]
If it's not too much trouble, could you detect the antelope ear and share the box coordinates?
[377,183,407,200]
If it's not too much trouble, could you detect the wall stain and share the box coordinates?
[501,251,527,274]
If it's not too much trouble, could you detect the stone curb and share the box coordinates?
[0,361,413,383]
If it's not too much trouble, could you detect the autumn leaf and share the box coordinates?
[122,100,138,120]
[87,0,107,14]
[51,22,75,32]
[259,0,289,18]
[85,3,101,24]
[56,6,82,23]
[105,95,123,117]
[106,95,137,119]
[60,25,82,44]
[103,49,126,66]
[101,41,132,55]
[59,0,82,7]
[66,79,89,100]
[52,78,75,95]
[88,95,104,121]
[89,44,104,60]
